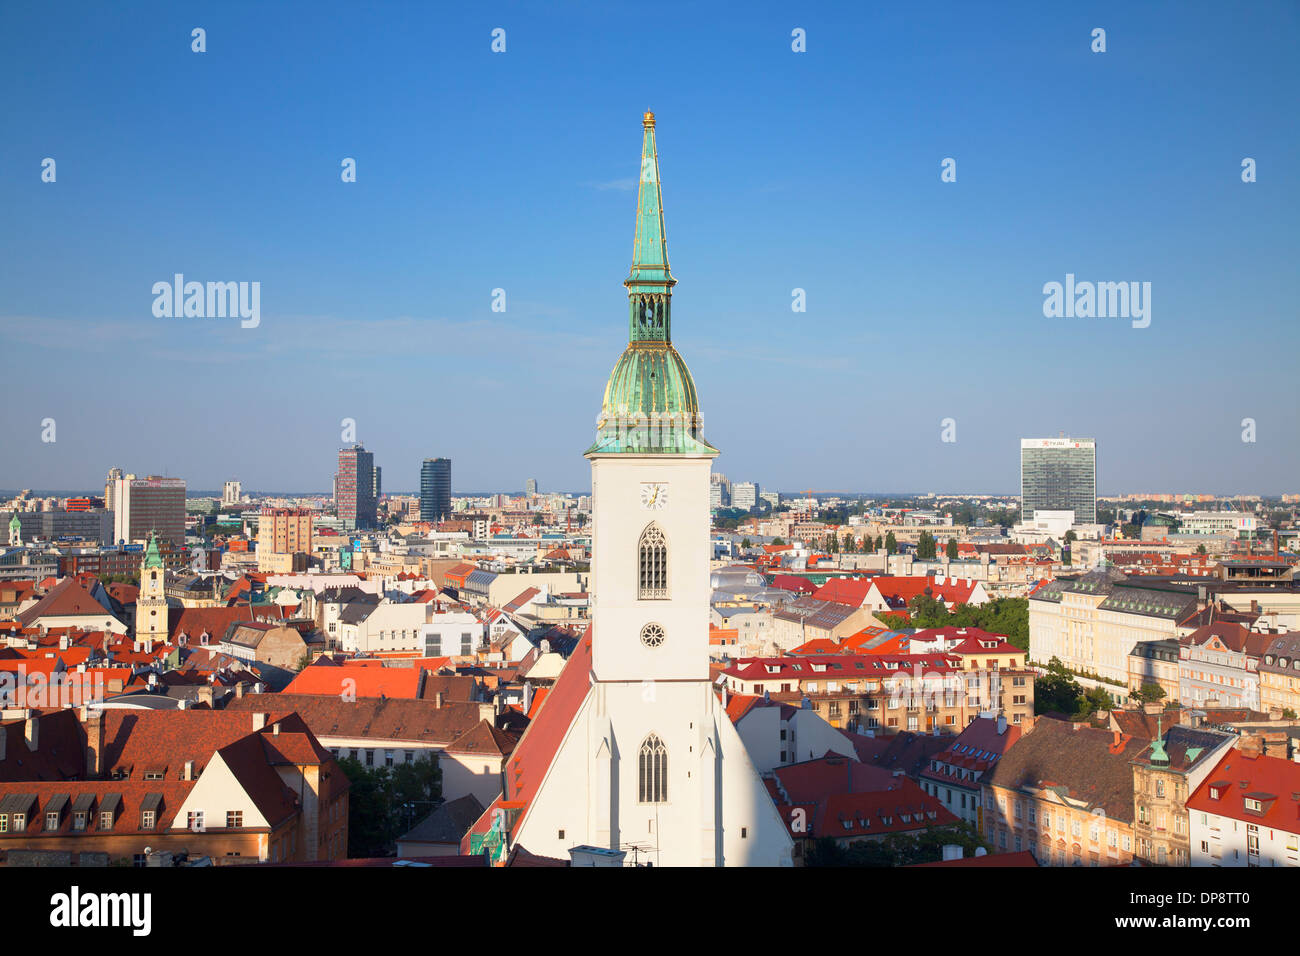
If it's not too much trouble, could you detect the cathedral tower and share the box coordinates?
[464,113,791,867]
[585,109,717,684]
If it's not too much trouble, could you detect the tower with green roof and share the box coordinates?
[586,110,718,683]
[135,530,169,645]
[586,110,716,458]
[476,113,795,868]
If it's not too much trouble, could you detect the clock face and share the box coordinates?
[640,482,668,510]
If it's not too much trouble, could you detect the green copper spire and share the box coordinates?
[625,109,675,343]
[143,531,164,570]
[1148,716,1169,766]
[587,112,716,458]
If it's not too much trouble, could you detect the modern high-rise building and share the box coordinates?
[104,467,123,513]
[373,466,382,504]
[525,478,538,496]
[110,475,186,547]
[709,472,730,509]
[1020,437,1097,525]
[336,445,377,530]
[257,507,314,572]
[222,480,242,506]
[420,458,451,523]
[731,481,759,510]
[258,508,314,554]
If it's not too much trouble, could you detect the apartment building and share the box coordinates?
[1188,746,1300,867]
[984,718,1142,866]
[1129,724,1236,866]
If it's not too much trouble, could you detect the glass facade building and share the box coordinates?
[1020,438,1096,524]
[420,458,451,523]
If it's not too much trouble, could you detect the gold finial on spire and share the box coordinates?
[643,110,656,128]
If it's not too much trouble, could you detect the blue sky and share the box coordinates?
[2,1,1297,496]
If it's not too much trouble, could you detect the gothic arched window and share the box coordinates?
[638,523,668,599]
[639,733,668,804]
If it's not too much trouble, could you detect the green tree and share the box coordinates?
[1079,686,1114,718]
[1196,543,1207,555]
[1034,657,1086,716]
[945,537,958,560]
[885,532,898,555]
[806,822,991,867]
[772,537,785,547]
[1135,682,1166,703]
[337,757,396,858]
[740,538,752,549]
[336,755,443,857]
[916,531,935,560]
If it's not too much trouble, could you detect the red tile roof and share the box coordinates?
[17,578,114,627]
[1187,751,1300,830]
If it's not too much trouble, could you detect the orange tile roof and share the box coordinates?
[282,663,424,699]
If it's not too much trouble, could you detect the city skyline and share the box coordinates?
[3,3,1297,494]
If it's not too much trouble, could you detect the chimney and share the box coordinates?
[272,721,280,736]
[252,712,266,731]
[23,715,39,752]
[183,759,194,780]
[996,714,1007,735]
[84,708,104,776]
[235,681,246,699]
[436,691,444,709]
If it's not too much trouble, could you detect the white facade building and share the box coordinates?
[731,481,759,510]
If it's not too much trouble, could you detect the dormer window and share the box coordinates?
[1244,798,1262,812]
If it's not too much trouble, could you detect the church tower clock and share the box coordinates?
[135,532,170,646]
